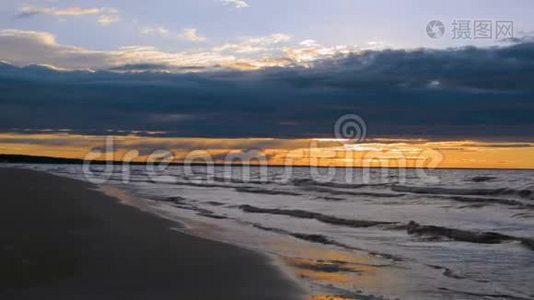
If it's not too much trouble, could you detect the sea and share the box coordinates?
[11,163,534,300]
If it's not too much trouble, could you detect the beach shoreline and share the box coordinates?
[0,167,305,299]
[97,183,308,294]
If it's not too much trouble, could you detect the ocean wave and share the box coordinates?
[392,185,534,200]
[291,178,391,189]
[234,186,302,196]
[437,195,534,209]
[239,205,396,228]
[212,176,276,185]
[511,212,534,219]
[467,176,498,183]
[150,179,303,196]
[249,223,404,261]
[160,196,227,219]
[405,221,534,250]
[426,264,467,279]
[304,185,405,198]
[437,287,534,300]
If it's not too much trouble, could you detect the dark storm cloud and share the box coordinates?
[107,64,209,73]
[108,64,172,71]
[1,41,534,139]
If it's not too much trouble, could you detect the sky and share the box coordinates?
[1,0,534,68]
[1,0,534,168]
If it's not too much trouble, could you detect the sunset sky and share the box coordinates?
[1,0,534,168]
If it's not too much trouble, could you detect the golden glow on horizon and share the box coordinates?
[0,133,533,169]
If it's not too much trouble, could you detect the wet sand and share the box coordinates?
[0,168,304,299]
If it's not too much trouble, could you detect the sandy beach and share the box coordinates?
[0,168,304,300]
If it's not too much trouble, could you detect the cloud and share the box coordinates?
[141,26,206,42]
[17,6,102,17]
[299,40,320,47]
[284,42,359,64]
[0,29,231,69]
[111,46,234,69]
[17,5,120,26]
[2,28,534,85]
[140,26,170,36]
[1,40,534,140]
[0,29,362,71]
[108,63,209,73]
[108,63,172,71]
[221,0,250,9]
[0,29,111,68]
[460,143,534,148]
[179,28,207,42]
[97,15,120,26]
[214,33,291,53]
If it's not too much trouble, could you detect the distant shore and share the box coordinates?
[0,168,304,300]
[2,153,534,171]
